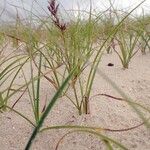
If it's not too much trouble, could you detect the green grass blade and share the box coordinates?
[25,66,77,150]
[35,53,42,123]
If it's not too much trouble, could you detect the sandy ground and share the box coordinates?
[0,44,150,150]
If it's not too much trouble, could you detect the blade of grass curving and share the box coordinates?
[40,117,149,133]
[0,53,27,67]
[91,93,150,113]
[55,131,112,150]
[3,57,30,107]
[1,63,25,80]
[0,72,16,87]
[75,129,127,149]
[54,129,127,150]
[1,69,53,97]
[0,56,27,80]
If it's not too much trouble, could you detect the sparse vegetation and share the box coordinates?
[0,0,150,149]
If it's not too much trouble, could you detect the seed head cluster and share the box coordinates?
[48,0,66,31]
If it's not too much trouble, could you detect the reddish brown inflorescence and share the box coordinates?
[48,0,66,31]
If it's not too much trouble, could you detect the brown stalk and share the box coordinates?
[11,87,28,108]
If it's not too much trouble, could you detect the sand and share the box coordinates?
[0,44,150,150]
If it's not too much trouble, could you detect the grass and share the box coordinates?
[135,13,150,54]
[0,0,150,149]
[115,27,140,69]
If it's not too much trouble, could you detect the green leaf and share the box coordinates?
[25,66,77,150]
[0,92,4,111]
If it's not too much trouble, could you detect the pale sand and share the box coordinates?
[0,44,150,150]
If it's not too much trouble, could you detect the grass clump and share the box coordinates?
[45,0,103,115]
[135,14,150,54]
[115,26,140,69]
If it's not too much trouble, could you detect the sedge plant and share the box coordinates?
[45,0,101,115]
[115,25,140,69]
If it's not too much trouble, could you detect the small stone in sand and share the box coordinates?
[107,63,114,66]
